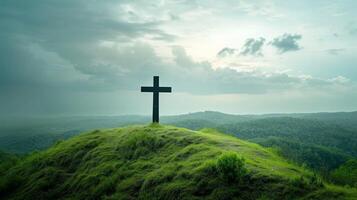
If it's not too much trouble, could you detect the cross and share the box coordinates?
[141,76,172,123]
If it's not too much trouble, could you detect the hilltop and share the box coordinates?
[1,125,355,200]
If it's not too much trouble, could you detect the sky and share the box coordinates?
[1,0,357,116]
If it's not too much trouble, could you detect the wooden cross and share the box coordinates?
[141,76,172,123]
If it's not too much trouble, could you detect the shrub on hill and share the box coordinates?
[216,152,247,183]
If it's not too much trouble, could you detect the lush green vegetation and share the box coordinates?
[1,111,356,189]
[215,152,247,183]
[250,137,351,174]
[0,151,19,177]
[167,114,357,186]
[211,118,357,186]
[331,159,357,187]
[2,125,355,200]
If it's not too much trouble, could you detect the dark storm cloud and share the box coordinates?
[0,0,170,39]
[270,33,302,53]
[0,0,175,66]
[0,0,175,88]
[0,0,179,115]
[240,37,266,56]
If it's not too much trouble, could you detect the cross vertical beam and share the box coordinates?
[153,76,159,123]
[141,76,172,123]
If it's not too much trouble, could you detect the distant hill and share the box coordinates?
[162,111,254,124]
[259,111,357,130]
[164,111,357,131]
[1,125,355,200]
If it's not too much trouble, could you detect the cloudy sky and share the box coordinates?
[1,0,357,116]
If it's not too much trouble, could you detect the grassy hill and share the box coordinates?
[331,159,357,187]
[1,125,356,200]
[0,151,18,177]
[1,112,356,188]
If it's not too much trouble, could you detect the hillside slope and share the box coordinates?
[0,125,355,200]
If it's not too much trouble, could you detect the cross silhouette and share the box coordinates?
[141,76,172,123]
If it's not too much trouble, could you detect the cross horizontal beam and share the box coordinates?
[141,86,172,93]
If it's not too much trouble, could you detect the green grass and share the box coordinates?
[0,124,356,200]
[331,159,357,187]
